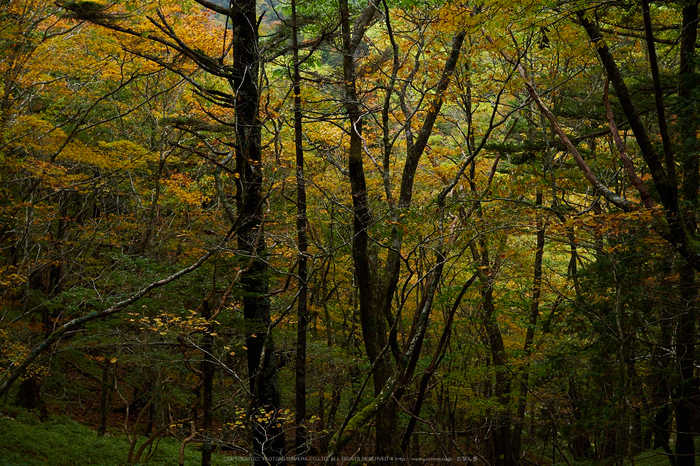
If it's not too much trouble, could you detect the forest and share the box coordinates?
[0,0,699,465]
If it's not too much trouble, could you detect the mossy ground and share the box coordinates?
[0,405,696,466]
[0,410,234,466]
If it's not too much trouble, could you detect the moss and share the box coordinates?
[0,414,229,465]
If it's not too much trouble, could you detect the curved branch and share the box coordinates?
[0,228,235,398]
[503,47,637,211]
[604,79,654,209]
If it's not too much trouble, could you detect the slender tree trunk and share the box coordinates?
[679,1,700,215]
[568,379,592,459]
[466,154,511,465]
[400,273,478,453]
[482,268,512,466]
[511,190,546,459]
[138,154,165,254]
[201,301,214,466]
[334,2,464,459]
[292,0,309,462]
[338,0,397,459]
[651,308,674,459]
[98,358,114,437]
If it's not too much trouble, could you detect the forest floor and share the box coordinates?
[0,402,235,466]
[0,400,690,466]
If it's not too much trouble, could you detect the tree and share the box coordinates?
[2,0,288,463]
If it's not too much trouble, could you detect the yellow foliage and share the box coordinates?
[162,172,207,208]
[5,115,66,154]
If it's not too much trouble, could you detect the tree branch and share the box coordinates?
[0,227,236,398]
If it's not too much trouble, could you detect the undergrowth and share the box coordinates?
[0,411,230,466]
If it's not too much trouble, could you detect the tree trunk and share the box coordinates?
[230,0,286,463]
[98,358,114,437]
[333,2,464,459]
[511,190,546,459]
[482,275,513,466]
[651,311,673,457]
[201,300,214,466]
[578,12,700,271]
[675,4,698,464]
[338,0,397,459]
[676,265,696,466]
[292,0,309,461]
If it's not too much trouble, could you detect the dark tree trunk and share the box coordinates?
[676,265,697,466]
[651,274,675,461]
[230,0,285,463]
[332,2,464,459]
[400,273,478,453]
[578,11,700,270]
[466,153,512,465]
[98,358,114,437]
[292,0,309,461]
[482,275,512,466]
[14,377,41,410]
[338,0,397,459]
[201,301,214,466]
[678,0,700,215]
[511,190,546,460]
[568,380,592,459]
[675,3,699,465]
